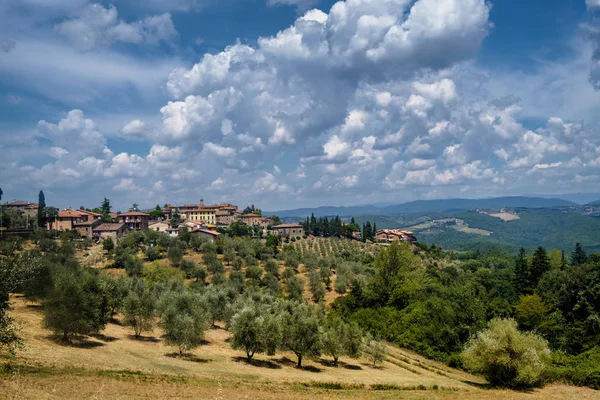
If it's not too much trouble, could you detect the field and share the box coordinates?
[2,295,599,400]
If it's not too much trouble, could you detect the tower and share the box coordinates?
[200,197,204,207]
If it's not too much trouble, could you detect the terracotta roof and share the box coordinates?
[94,223,127,232]
[272,224,303,229]
[4,200,37,207]
[241,213,261,217]
[78,210,103,217]
[191,228,221,237]
[118,212,150,217]
[58,209,84,218]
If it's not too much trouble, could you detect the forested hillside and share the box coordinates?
[414,210,600,252]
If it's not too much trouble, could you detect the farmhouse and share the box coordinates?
[375,229,417,243]
[271,224,304,237]
[93,223,128,244]
[118,212,150,231]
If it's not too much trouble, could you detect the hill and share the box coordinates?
[269,196,575,218]
[401,209,600,252]
[2,295,597,400]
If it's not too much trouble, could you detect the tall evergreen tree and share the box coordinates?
[514,248,528,294]
[528,247,550,291]
[364,221,372,242]
[372,222,377,240]
[571,243,587,266]
[37,190,46,228]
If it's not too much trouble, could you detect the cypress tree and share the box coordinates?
[37,190,46,228]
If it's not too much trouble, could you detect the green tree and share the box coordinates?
[462,318,551,388]
[514,294,548,331]
[37,190,46,228]
[204,286,229,328]
[1,253,42,354]
[363,334,387,367]
[167,245,184,266]
[281,302,323,368]
[528,247,550,291]
[43,269,109,342]
[309,269,325,303]
[149,205,165,220]
[129,203,140,212]
[286,275,304,302]
[571,242,587,266]
[322,318,363,366]
[101,198,112,222]
[123,278,156,338]
[230,305,282,362]
[159,291,210,355]
[170,210,182,228]
[264,259,280,277]
[145,246,161,261]
[514,247,528,293]
[102,237,115,254]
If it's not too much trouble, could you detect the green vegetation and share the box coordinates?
[462,318,551,388]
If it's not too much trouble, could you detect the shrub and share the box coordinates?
[102,238,115,254]
[167,245,184,266]
[462,318,551,388]
[145,246,161,262]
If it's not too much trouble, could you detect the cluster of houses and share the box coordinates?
[3,198,417,245]
[25,198,304,244]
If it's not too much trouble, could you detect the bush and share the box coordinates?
[167,245,184,266]
[363,334,387,367]
[102,238,115,254]
[462,318,551,388]
[145,246,161,262]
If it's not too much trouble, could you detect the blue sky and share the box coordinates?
[1,0,600,211]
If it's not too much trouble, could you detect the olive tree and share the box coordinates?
[322,318,363,366]
[363,334,387,367]
[43,269,109,342]
[230,305,282,362]
[462,318,551,388]
[280,301,323,368]
[123,278,156,338]
[158,291,210,355]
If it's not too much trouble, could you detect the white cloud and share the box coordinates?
[122,119,146,137]
[55,4,177,51]
[253,172,292,193]
[113,178,137,191]
[203,142,236,158]
[587,0,600,10]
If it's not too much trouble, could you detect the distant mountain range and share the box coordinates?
[267,196,576,218]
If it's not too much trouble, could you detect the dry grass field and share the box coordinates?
[1,295,598,400]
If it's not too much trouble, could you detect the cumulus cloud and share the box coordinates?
[587,0,600,10]
[3,0,600,209]
[56,3,177,51]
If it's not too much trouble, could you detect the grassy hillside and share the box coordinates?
[413,209,600,252]
[2,295,598,400]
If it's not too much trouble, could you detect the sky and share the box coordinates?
[1,0,600,211]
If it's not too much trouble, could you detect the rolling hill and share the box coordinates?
[269,196,575,218]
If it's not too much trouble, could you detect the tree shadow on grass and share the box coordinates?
[127,334,160,343]
[232,356,282,369]
[25,304,43,310]
[165,353,210,363]
[48,335,105,349]
[317,359,363,370]
[460,380,534,393]
[90,333,119,343]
